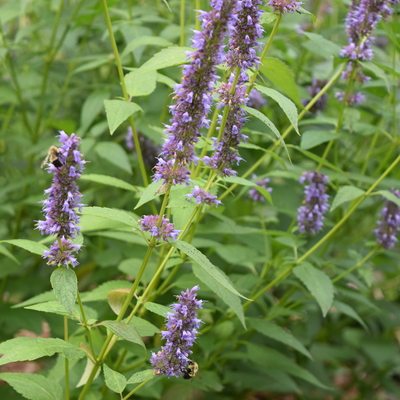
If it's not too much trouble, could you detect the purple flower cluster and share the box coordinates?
[153,0,238,186]
[374,189,400,249]
[186,186,222,207]
[267,0,302,14]
[297,171,330,234]
[302,79,328,114]
[153,158,191,187]
[203,72,249,177]
[337,0,399,104]
[37,132,85,267]
[139,215,180,242]
[226,0,264,70]
[247,88,267,109]
[249,175,273,202]
[150,286,204,378]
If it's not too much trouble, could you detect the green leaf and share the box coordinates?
[239,142,288,169]
[25,301,79,319]
[103,364,127,393]
[0,373,63,400]
[81,280,133,302]
[360,61,391,92]
[171,241,249,300]
[125,69,157,97]
[0,239,48,256]
[247,343,330,389]
[333,300,368,331]
[80,174,138,192]
[12,290,56,308]
[244,106,290,162]
[107,289,130,315]
[193,264,246,328]
[100,321,145,349]
[134,181,163,209]
[260,58,302,106]
[94,142,132,174]
[136,46,192,74]
[157,73,178,88]
[331,186,365,212]
[81,206,139,229]
[248,318,312,359]
[376,190,400,207]
[302,32,341,59]
[104,100,142,135]
[129,316,160,336]
[79,90,109,134]
[298,7,316,23]
[293,262,334,317]
[255,85,299,135]
[259,12,278,24]
[300,130,338,150]
[127,369,154,384]
[50,267,77,315]
[0,243,20,265]
[144,302,171,317]
[0,337,85,366]
[122,36,172,58]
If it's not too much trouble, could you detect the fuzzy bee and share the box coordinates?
[41,146,63,169]
[182,360,202,382]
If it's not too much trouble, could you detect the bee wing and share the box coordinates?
[41,155,50,169]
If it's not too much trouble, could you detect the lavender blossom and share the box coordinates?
[337,0,399,104]
[125,126,134,150]
[297,171,330,234]
[302,79,328,113]
[154,0,238,186]
[267,0,302,14]
[249,175,273,202]
[37,131,85,267]
[247,88,267,109]
[139,215,180,242]
[186,186,222,207]
[152,158,191,187]
[374,189,400,249]
[150,286,204,378]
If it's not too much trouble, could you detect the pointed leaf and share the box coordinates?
[302,32,341,59]
[293,262,334,317]
[76,358,101,388]
[122,36,172,58]
[107,289,130,315]
[300,130,337,150]
[331,186,365,212]
[333,300,368,331]
[103,364,127,393]
[80,174,138,192]
[144,302,171,317]
[104,100,142,135]
[0,239,48,256]
[100,321,145,349]
[95,142,132,174]
[127,369,154,384]
[50,267,77,315]
[125,70,157,97]
[81,206,139,229]
[376,190,400,207]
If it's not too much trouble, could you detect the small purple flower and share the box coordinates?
[150,286,204,378]
[247,88,267,109]
[249,175,273,202]
[335,91,365,105]
[186,186,222,207]
[139,215,180,242]
[302,79,328,113]
[37,131,85,267]
[267,0,303,14]
[374,189,400,249]
[125,126,134,151]
[152,158,191,187]
[297,171,330,234]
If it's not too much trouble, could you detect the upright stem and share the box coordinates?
[77,292,96,358]
[64,316,69,400]
[180,0,186,46]
[101,0,148,187]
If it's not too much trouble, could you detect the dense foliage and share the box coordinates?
[0,0,399,399]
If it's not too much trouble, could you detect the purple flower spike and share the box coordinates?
[186,186,222,207]
[374,189,400,249]
[152,159,191,187]
[297,171,330,234]
[150,286,204,378]
[139,215,180,242]
[302,79,328,114]
[249,175,273,202]
[267,0,303,14]
[37,131,85,267]
[154,0,239,185]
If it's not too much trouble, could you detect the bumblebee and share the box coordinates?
[182,360,201,382]
[41,146,62,168]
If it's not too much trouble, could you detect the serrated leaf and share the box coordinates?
[302,32,341,59]
[136,46,191,74]
[134,181,163,209]
[107,289,130,315]
[0,373,63,400]
[300,130,337,150]
[193,264,245,328]
[331,186,365,212]
[125,69,157,97]
[122,36,172,58]
[171,241,249,300]
[103,364,127,393]
[0,337,85,366]
[144,302,171,317]
[81,206,139,229]
[104,100,142,135]
[127,369,154,384]
[333,300,368,331]
[244,106,290,162]
[95,142,132,174]
[80,173,138,192]
[50,267,77,315]
[255,85,299,135]
[260,58,302,106]
[0,239,48,256]
[248,318,312,359]
[100,321,145,349]
[293,262,334,317]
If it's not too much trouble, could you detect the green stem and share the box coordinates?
[64,316,69,400]
[195,0,201,31]
[101,0,148,187]
[122,379,151,400]
[180,0,185,47]
[77,292,96,359]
